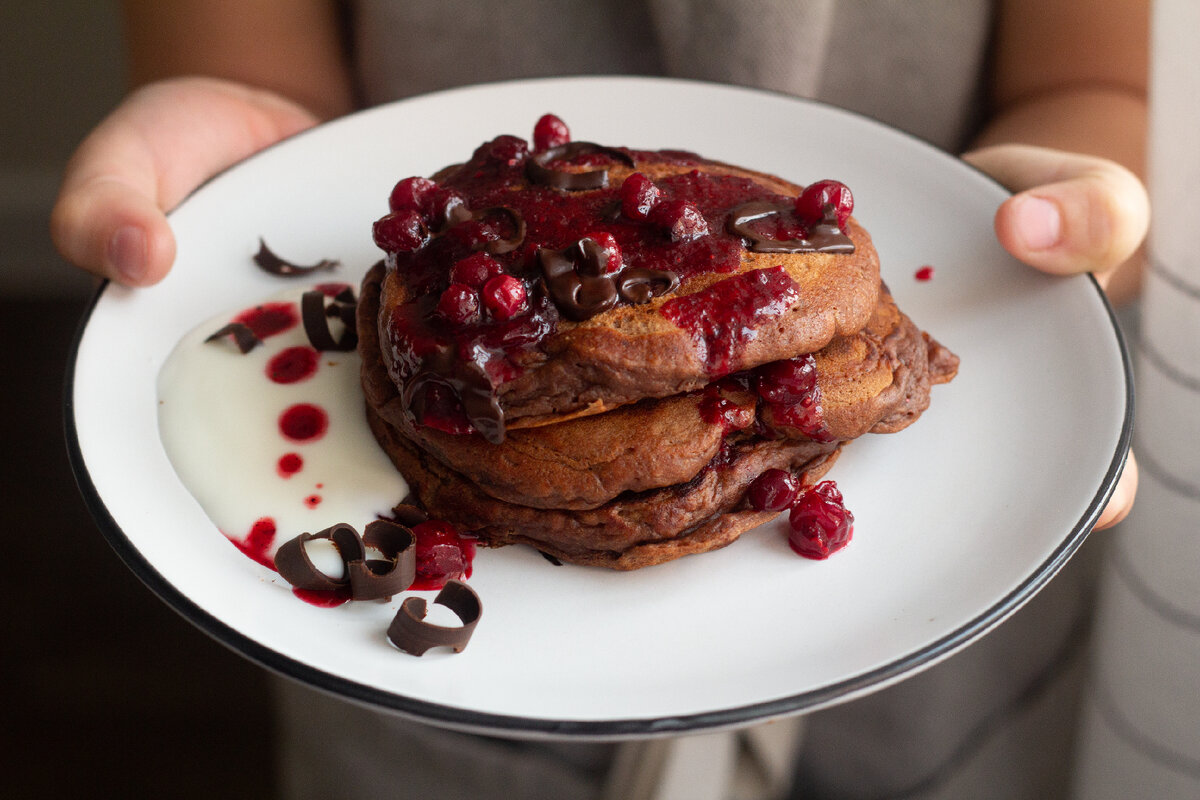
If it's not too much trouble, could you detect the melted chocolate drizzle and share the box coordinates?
[526,142,636,191]
[727,202,854,254]
[539,236,680,322]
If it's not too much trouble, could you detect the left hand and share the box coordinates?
[963,144,1148,530]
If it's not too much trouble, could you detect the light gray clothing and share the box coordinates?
[352,0,993,152]
[274,3,1113,799]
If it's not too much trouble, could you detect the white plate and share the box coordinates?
[66,77,1131,739]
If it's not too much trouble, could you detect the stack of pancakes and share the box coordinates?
[358,128,957,569]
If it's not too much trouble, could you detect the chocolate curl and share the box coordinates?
[274,523,364,591]
[526,142,636,191]
[275,522,416,601]
[391,504,430,528]
[253,238,340,276]
[387,580,482,656]
[204,322,262,354]
[301,289,358,352]
[349,520,417,601]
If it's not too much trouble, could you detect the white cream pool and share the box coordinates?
[157,285,409,559]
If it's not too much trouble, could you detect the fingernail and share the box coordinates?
[108,225,148,284]
[1013,195,1061,251]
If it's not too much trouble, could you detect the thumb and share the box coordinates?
[962,144,1148,280]
[51,77,320,286]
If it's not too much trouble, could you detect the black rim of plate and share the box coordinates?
[62,76,1135,740]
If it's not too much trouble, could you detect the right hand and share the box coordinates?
[51,76,321,286]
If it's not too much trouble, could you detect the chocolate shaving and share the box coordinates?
[204,322,262,354]
[526,142,636,191]
[387,580,482,656]
[274,524,363,592]
[617,268,680,305]
[301,289,358,352]
[253,238,341,276]
[274,521,416,601]
[727,202,854,254]
[351,519,417,601]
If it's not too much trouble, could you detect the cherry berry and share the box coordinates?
[754,356,818,406]
[747,469,800,512]
[449,252,505,288]
[481,274,528,321]
[653,199,709,242]
[619,172,662,221]
[437,283,481,324]
[475,134,529,167]
[795,180,854,229]
[533,113,571,151]
[373,210,427,252]
[582,231,623,274]
[388,176,438,216]
[787,481,854,559]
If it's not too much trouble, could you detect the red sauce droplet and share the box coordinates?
[314,282,352,297]
[267,346,319,384]
[233,302,299,339]
[304,494,322,508]
[279,403,328,442]
[410,520,476,591]
[228,517,277,570]
[660,265,800,375]
[277,452,303,478]
[698,381,751,433]
[915,265,935,281]
[292,586,351,608]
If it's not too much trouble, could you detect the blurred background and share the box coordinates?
[0,5,275,796]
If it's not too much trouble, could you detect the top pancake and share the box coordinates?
[375,135,881,442]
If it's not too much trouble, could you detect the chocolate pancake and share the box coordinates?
[374,133,881,444]
[360,263,956,511]
[366,405,841,570]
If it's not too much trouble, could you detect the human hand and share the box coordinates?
[51,76,321,286]
[963,144,1147,529]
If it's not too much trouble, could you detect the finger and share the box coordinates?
[962,144,1149,279]
[50,77,319,286]
[1093,452,1138,531]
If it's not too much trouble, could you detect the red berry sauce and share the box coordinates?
[279,403,328,443]
[292,586,352,608]
[233,302,299,340]
[267,346,319,384]
[410,520,477,591]
[379,122,855,443]
[228,517,277,570]
[915,265,935,281]
[660,265,800,376]
[276,452,303,478]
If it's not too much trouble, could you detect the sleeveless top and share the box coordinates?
[350,0,994,152]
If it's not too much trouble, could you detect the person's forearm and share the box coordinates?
[120,0,355,119]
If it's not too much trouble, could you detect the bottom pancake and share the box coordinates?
[367,405,841,570]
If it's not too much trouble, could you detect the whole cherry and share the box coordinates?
[437,283,481,325]
[620,172,662,221]
[747,469,801,512]
[450,252,505,288]
[533,113,571,151]
[787,481,854,559]
[653,198,709,242]
[373,210,427,252]
[389,176,439,217]
[481,274,528,321]
[795,180,854,229]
